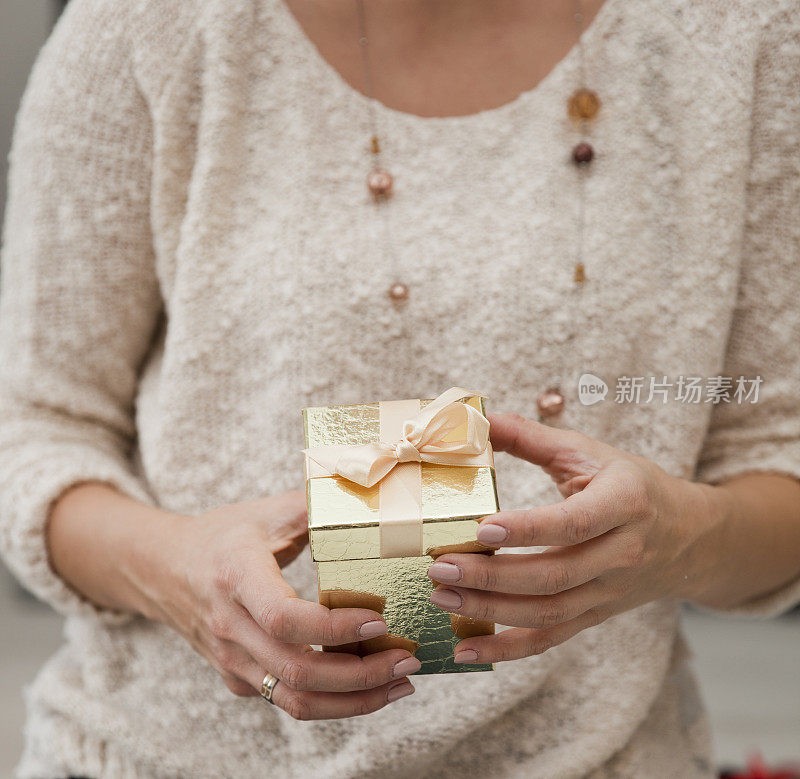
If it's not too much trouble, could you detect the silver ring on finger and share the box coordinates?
[260,672,280,705]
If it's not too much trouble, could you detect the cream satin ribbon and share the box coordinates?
[304,387,493,557]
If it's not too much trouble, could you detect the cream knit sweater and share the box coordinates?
[2,1,799,777]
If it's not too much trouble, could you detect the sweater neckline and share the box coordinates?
[273,0,619,128]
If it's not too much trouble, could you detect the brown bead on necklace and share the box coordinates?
[567,87,601,121]
[572,141,594,164]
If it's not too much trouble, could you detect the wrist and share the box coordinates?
[116,505,194,623]
[674,480,739,604]
[47,482,193,619]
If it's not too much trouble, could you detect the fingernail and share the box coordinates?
[427,562,462,583]
[386,680,415,703]
[392,656,422,678]
[477,523,508,545]
[359,620,388,639]
[429,588,463,611]
[454,649,479,664]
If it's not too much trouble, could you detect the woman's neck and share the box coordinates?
[283,0,607,118]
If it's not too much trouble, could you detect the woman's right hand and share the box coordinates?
[153,489,419,719]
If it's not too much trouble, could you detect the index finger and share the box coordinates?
[476,486,625,548]
[234,555,388,645]
[487,412,572,467]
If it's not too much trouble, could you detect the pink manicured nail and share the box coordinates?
[392,656,422,678]
[477,523,509,545]
[359,620,388,639]
[430,588,463,611]
[454,649,479,664]
[427,562,462,583]
[386,680,415,702]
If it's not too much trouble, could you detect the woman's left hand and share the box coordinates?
[427,412,727,664]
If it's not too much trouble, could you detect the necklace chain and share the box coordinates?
[355,0,406,305]
[573,0,589,285]
[356,0,380,155]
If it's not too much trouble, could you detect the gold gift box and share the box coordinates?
[303,394,499,674]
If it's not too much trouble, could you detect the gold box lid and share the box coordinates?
[303,395,499,562]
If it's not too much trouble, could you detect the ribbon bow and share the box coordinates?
[304,387,490,488]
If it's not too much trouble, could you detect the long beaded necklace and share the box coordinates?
[355,0,601,419]
[537,0,601,420]
[355,0,408,305]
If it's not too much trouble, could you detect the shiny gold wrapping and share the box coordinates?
[302,395,499,674]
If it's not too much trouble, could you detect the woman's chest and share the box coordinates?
[135,4,761,509]
[147,7,752,432]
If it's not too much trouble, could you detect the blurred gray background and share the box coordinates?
[0,2,798,776]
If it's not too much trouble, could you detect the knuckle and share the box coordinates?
[351,662,376,690]
[518,513,539,546]
[535,601,569,628]
[467,595,491,622]
[622,469,655,521]
[259,601,291,639]
[561,429,587,450]
[214,644,238,674]
[604,574,629,599]
[353,697,375,717]
[473,562,497,592]
[506,412,528,428]
[585,606,610,628]
[564,504,594,545]
[212,561,242,595]
[207,610,233,641]
[490,643,510,662]
[494,631,525,661]
[540,562,571,595]
[505,414,530,455]
[624,536,647,568]
[281,659,312,691]
[529,635,554,655]
[284,693,313,721]
[318,615,340,646]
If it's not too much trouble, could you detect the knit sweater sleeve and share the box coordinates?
[694,4,800,617]
[0,1,161,623]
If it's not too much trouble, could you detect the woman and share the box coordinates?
[1,0,799,776]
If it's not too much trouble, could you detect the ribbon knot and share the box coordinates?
[394,436,422,463]
[304,387,491,489]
